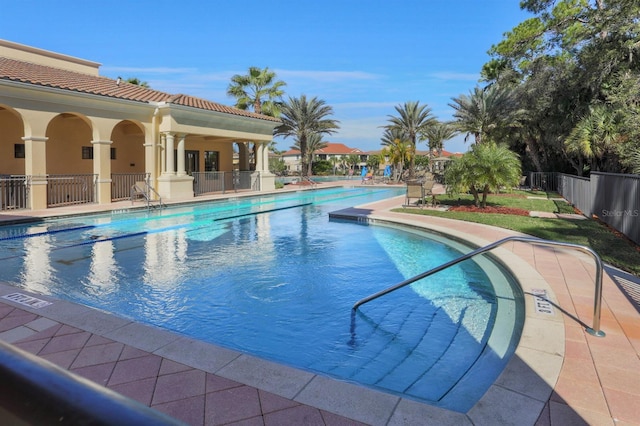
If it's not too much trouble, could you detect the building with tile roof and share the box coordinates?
[0,39,280,210]
[280,142,366,173]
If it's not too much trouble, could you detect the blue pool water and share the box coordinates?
[0,187,523,411]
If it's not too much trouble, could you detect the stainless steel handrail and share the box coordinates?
[352,236,606,337]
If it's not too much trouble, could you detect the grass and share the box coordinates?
[393,191,640,276]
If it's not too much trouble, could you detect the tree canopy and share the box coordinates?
[227,67,286,117]
[478,0,640,175]
[274,95,340,177]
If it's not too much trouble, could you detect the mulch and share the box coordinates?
[448,205,530,216]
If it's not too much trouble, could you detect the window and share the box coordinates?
[204,151,219,172]
[82,146,93,159]
[14,144,25,158]
[110,147,116,160]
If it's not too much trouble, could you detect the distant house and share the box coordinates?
[280,143,364,173]
[0,39,280,210]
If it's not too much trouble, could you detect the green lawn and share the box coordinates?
[393,191,640,276]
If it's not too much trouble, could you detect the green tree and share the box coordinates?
[121,77,149,88]
[444,143,521,208]
[291,132,328,175]
[424,122,457,171]
[483,0,640,174]
[449,85,522,145]
[345,154,361,174]
[384,101,436,179]
[565,104,623,173]
[380,130,412,182]
[227,67,287,117]
[274,95,340,177]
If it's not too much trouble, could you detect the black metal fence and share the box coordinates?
[193,171,259,196]
[558,172,640,245]
[0,175,29,210]
[111,173,149,201]
[528,172,559,192]
[47,174,96,207]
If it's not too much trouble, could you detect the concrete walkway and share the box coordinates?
[1,190,639,425]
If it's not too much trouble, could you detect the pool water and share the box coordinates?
[0,187,523,411]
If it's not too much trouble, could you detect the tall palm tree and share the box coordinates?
[291,132,328,174]
[444,142,521,208]
[449,85,520,145]
[227,67,287,117]
[274,95,340,177]
[424,122,457,156]
[424,122,457,171]
[384,101,436,179]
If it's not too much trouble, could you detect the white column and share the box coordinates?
[159,133,166,174]
[165,132,175,175]
[255,141,269,172]
[177,134,186,176]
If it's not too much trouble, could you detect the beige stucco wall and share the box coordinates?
[0,39,100,75]
[45,114,93,174]
[0,107,25,175]
[111,121,145,174]
[0,40,280,208]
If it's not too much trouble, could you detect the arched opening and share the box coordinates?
[110,120,146,201]
[0,105,26,175]
[0,105,28,209]
[45,113,94,206]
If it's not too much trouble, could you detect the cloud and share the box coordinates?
[275,69,381,82]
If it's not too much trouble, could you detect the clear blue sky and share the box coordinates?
[1,0,531,153]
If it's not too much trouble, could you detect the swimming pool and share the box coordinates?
[0,187,523,412]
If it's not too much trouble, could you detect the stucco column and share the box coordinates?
[164,132,175,175]
[238,142,251,171]
[22,136,48,210]
[143,133,157,188]
[177,134,186,176]
[159,133,166,174]
[254,141,264,172]
[91,139,112,204]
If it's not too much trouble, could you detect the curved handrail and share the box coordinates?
[352,236,606,337]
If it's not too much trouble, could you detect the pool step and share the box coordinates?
[316,298,488,404]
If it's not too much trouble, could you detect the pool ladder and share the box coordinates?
[353,236,606,337]
[131,181,165,210]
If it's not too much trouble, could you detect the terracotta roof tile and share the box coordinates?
[0,57,280,123]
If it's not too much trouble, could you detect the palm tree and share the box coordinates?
[291,132,328,174]
[227,67,286,117]
[274,95,340,177]
[424,122,457,171]
[425,122,457,156]
[122,77,149,88]
[449,85,520,145]
[565,104,622,173]
[345,154,361,175]
[381,139,412,182]
[444,142,521,208]
[384,101,436,179]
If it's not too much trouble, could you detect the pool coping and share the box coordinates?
[0,192,565,425]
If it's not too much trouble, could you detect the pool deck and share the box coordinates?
[0,184,639,425]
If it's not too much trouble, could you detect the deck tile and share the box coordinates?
[152,369,206,405]
[108,354,162,386]
[205,385,262,425]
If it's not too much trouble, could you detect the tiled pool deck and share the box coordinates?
[0,186,639,425]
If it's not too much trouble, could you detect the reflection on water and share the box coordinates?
[0,187,521,412]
